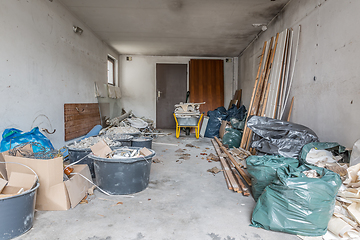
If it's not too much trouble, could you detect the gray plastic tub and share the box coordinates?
[131,137,152,149]
[0,183,39,240]
[111,134,134,147]
[67,146,94,178]
[89,147,155,195]
[67,144,123,178]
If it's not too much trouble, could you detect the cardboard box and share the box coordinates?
[219,120,230,139]
[0,178,8,193]
[0,152,92,211]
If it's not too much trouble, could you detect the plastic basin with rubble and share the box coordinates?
[89,147,155,195]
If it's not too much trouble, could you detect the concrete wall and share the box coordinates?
[238,0,360,147]
[0,0,119,148]
[120,55,235,124]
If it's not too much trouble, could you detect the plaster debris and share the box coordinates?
[102,126,140,136]
[70,136,122,149]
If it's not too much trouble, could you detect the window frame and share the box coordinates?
[107,56,115,86]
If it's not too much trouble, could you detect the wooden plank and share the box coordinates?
[241,42,270,150]
[236,89,242,108]
[280,29,294,118]
[226,158,248,193]
[280,25,301,119]
[276,29,291,119]
[259,33,279,116]
[211,139,239,191]
[244,36,276,150]
[260,82,271,116]
[215,137,252,187]
[64,103,101,141]
[265,30,287,118]
[240,41,267,149]
[211,139,233,190]
[232,168,250,196]
[287,96,295,122]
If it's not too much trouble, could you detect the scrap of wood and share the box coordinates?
[240,41,267,150]
[219,160,232,190]
[287,96,294,122]
[347,203,360,225]
[211,139,238,191]
[214,137,252,187]
[219,157,240,192]
[226,158,250,196]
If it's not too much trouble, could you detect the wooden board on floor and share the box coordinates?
[64,103,101,141]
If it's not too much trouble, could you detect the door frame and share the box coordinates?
[155,62,189,128]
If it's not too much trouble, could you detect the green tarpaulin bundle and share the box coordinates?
[300,142,347,165]
[251,165,342,236]
[246,155,299,201]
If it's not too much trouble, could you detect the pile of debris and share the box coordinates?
[211,137,251,196]
[103,110,161,136]
[70,136,122,149]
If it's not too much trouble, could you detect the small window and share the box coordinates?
[107,56,115,85]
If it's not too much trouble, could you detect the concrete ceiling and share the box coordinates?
[59,0,290,57]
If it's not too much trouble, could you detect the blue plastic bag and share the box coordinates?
[204,107,228,138]
[1,127,54,153]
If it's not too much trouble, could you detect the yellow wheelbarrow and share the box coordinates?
[173,113,203,139]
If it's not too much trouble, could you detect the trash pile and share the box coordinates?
[70,136,122,149]
[215,115,360,239]
[100,126,140,136]
[104,110,160,136]
[89,140,155,195]
[204,104,247,147]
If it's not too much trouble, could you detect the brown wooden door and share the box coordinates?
[156,64,187,129]
[189,59,224,115]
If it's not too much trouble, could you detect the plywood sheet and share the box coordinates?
[189,59,224,115]
[64,103,101,141]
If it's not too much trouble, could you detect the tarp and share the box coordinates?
[246,116,318,159]
[300,142,347,165]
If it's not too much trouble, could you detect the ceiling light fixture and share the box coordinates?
[252,23,268,31]
[73,26,83,35]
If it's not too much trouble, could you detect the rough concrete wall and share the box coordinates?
[120,55,235,124]
[0,0,119,148]
[239,0,360,147]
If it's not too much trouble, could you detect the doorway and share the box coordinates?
[156,64,187,129]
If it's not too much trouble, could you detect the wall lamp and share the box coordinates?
[73,26,83,35]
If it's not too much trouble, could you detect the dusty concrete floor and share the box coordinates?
[18,130,299,240]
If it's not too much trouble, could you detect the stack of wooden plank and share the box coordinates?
[212,137,251,196]
[240,26,301,151]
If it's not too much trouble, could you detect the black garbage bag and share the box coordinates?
[247,116,318,159]
[251,164,342,236]
[227,104,247,121]
[204,107,228,138]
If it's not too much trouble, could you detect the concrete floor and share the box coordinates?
[18,130,299,240]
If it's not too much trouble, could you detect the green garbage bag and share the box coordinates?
[222,129,242,148]
[300,142,347,164]
[246,155,299,201]
[230,118,245,130]
[251,165,342,236]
